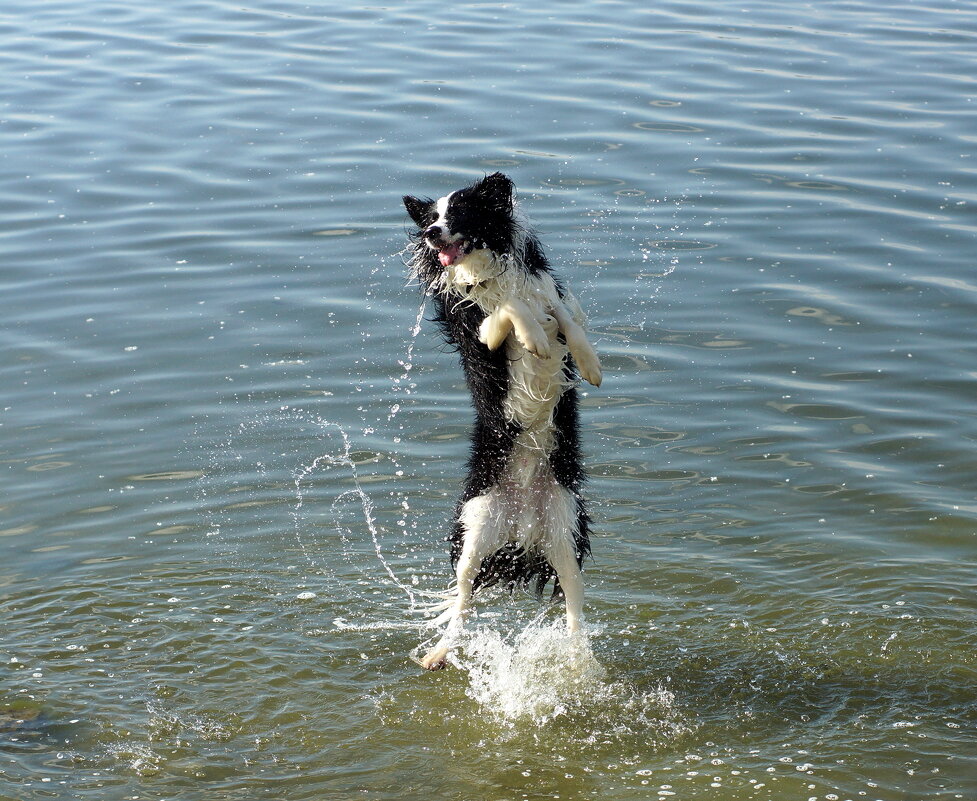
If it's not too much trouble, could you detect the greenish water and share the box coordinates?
[2,1,975,799]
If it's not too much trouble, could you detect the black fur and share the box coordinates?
[403,173,590,598]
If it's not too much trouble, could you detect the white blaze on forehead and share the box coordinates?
[433,193,452,227]
[429,192,465,247]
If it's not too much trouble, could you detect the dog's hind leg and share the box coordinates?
[420,491,506,670]
[542,485,586,635]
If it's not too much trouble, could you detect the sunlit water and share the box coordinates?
[2,0,976,799]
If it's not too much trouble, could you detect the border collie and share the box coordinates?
[403,172,602,670]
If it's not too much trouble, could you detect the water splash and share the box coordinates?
[291,415,420,609]
[193,288,442,632]
[451,621,606,724]
[387,296,427,425]
[195,407,434,625]
[443,618,683,737]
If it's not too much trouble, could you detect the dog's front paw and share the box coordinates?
[478,311,511,351]
[519,318,552,360]
[576,350,603,387]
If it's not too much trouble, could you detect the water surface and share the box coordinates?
[2,1,975,799]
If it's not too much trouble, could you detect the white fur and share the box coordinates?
[432,194,454,236]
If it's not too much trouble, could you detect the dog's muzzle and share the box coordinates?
[424,225,469,267]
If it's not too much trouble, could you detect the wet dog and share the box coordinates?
[403,172,602,669]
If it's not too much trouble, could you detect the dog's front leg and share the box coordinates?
[506,298,551,359]
[550,302,602,387]
[479,298,550,359]
[421,493,504,670]
[478,306,513,351]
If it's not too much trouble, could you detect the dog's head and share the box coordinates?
[403,172,516,268]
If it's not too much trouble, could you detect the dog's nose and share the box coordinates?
[424,225,442,240]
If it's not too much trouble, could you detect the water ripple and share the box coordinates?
[2,0,976,798]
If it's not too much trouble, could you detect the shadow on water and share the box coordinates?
[0,699,62,749]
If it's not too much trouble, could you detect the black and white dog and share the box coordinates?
[403,173,602,670]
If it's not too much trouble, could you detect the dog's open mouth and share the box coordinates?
[438,243,462,267]
[433,240,469,267]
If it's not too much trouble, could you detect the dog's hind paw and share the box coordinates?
[418,644,449,670]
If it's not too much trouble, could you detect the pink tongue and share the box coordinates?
[438,243,463,267]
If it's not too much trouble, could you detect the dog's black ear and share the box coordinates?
[478,172,514,210]
[403,195,432,227]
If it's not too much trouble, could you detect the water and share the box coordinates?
[2,0,975,798]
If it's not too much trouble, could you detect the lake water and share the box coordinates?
[2,0,975,798]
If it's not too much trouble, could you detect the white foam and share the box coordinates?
[444,619,680,732]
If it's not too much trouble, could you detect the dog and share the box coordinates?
[403,172,602,670]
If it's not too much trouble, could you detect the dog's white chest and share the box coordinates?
[456,267,571,434]
[445,250,496,288]
[434,249,599,435]
[503,316,568,431]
